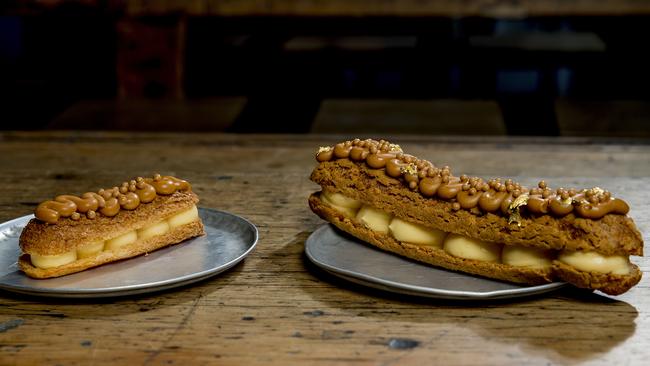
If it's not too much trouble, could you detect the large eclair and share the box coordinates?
[19,174,205,278]
[309,139,644,295]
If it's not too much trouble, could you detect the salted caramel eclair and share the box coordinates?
[309,139,644,295]
[19,174,205,278]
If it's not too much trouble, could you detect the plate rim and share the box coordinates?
[306,224,567,300]
[0,207,258,297]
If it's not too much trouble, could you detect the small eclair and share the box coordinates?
[309,139,644,295]
[19,174,205,278]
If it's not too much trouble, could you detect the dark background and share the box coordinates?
[2,1,650,137]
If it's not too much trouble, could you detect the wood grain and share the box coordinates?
[0,132,648,365]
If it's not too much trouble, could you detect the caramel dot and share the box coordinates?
[460,174,468,182]
[538,180,547,189]
[370,146,378,154]
[506,184,514,192]
[469,187,477,195]
[542,189,552,198]
[442,176,450,184]
[136,177,144,183]
[119,186,128,194]
[353,138,361,144]
[462,183,470,191]
[589,196,599,204]
[87,210,96,219]
[497,185,506,192]
[505,179,513,185]
[71,212,81,221]
[568,188,577,196]
[129,184,136,192]
[153,174,161,181]
[513,190,521,197]
[560,192,569,200]
[136,181,145,189]
[452,202,461,211]
[409,181,417,190]
[481,184,489,192]
[427,170,436,178]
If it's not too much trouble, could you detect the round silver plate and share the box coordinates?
[0,208,258,298]
[306,224,566,300]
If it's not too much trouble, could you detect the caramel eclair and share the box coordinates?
[309,139,644,295]
[19,174,205,278]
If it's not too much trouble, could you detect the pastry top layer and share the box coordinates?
[21,190,199,256]
[315,139,630,222]
[35,174,191,224]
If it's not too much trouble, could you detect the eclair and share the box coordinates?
[308,139,644,295]
[19,174,205,278]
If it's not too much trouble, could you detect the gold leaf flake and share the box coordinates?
[400,163,418,175]
[590,187,605,196]
[508,192,530,211]
[507,193,529,227]
[388,143,402,152]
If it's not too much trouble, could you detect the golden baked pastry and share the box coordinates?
[19,174,204,278]
[309,139,644,295]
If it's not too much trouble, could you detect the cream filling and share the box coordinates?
[356,205,392,233]
[502,245,553,269]
[137,221,170,240]
[30,250,78,269]
[320,192,360,218]
[558,250,631,275]
[29,205,199,269]
[105,231,138,251]
[169,204,199,228]
[322,191,362,209]
[443,233,502,262]
[389,217,446,248]
[77,241,105,259]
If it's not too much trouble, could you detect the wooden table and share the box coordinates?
[0,132,648,365]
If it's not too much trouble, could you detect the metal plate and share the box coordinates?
[0,208,258,298]
[306,224,567,300]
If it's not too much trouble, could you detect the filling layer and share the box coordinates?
[28,205,200,269]
[320,191,631,275]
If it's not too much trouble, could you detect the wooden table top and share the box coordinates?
[0,131,648,365]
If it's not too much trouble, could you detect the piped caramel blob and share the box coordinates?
[315,139,629,221]
[34,174,191,224]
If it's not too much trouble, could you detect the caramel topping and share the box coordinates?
[314,139,630,221]
[34,174,191,224]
